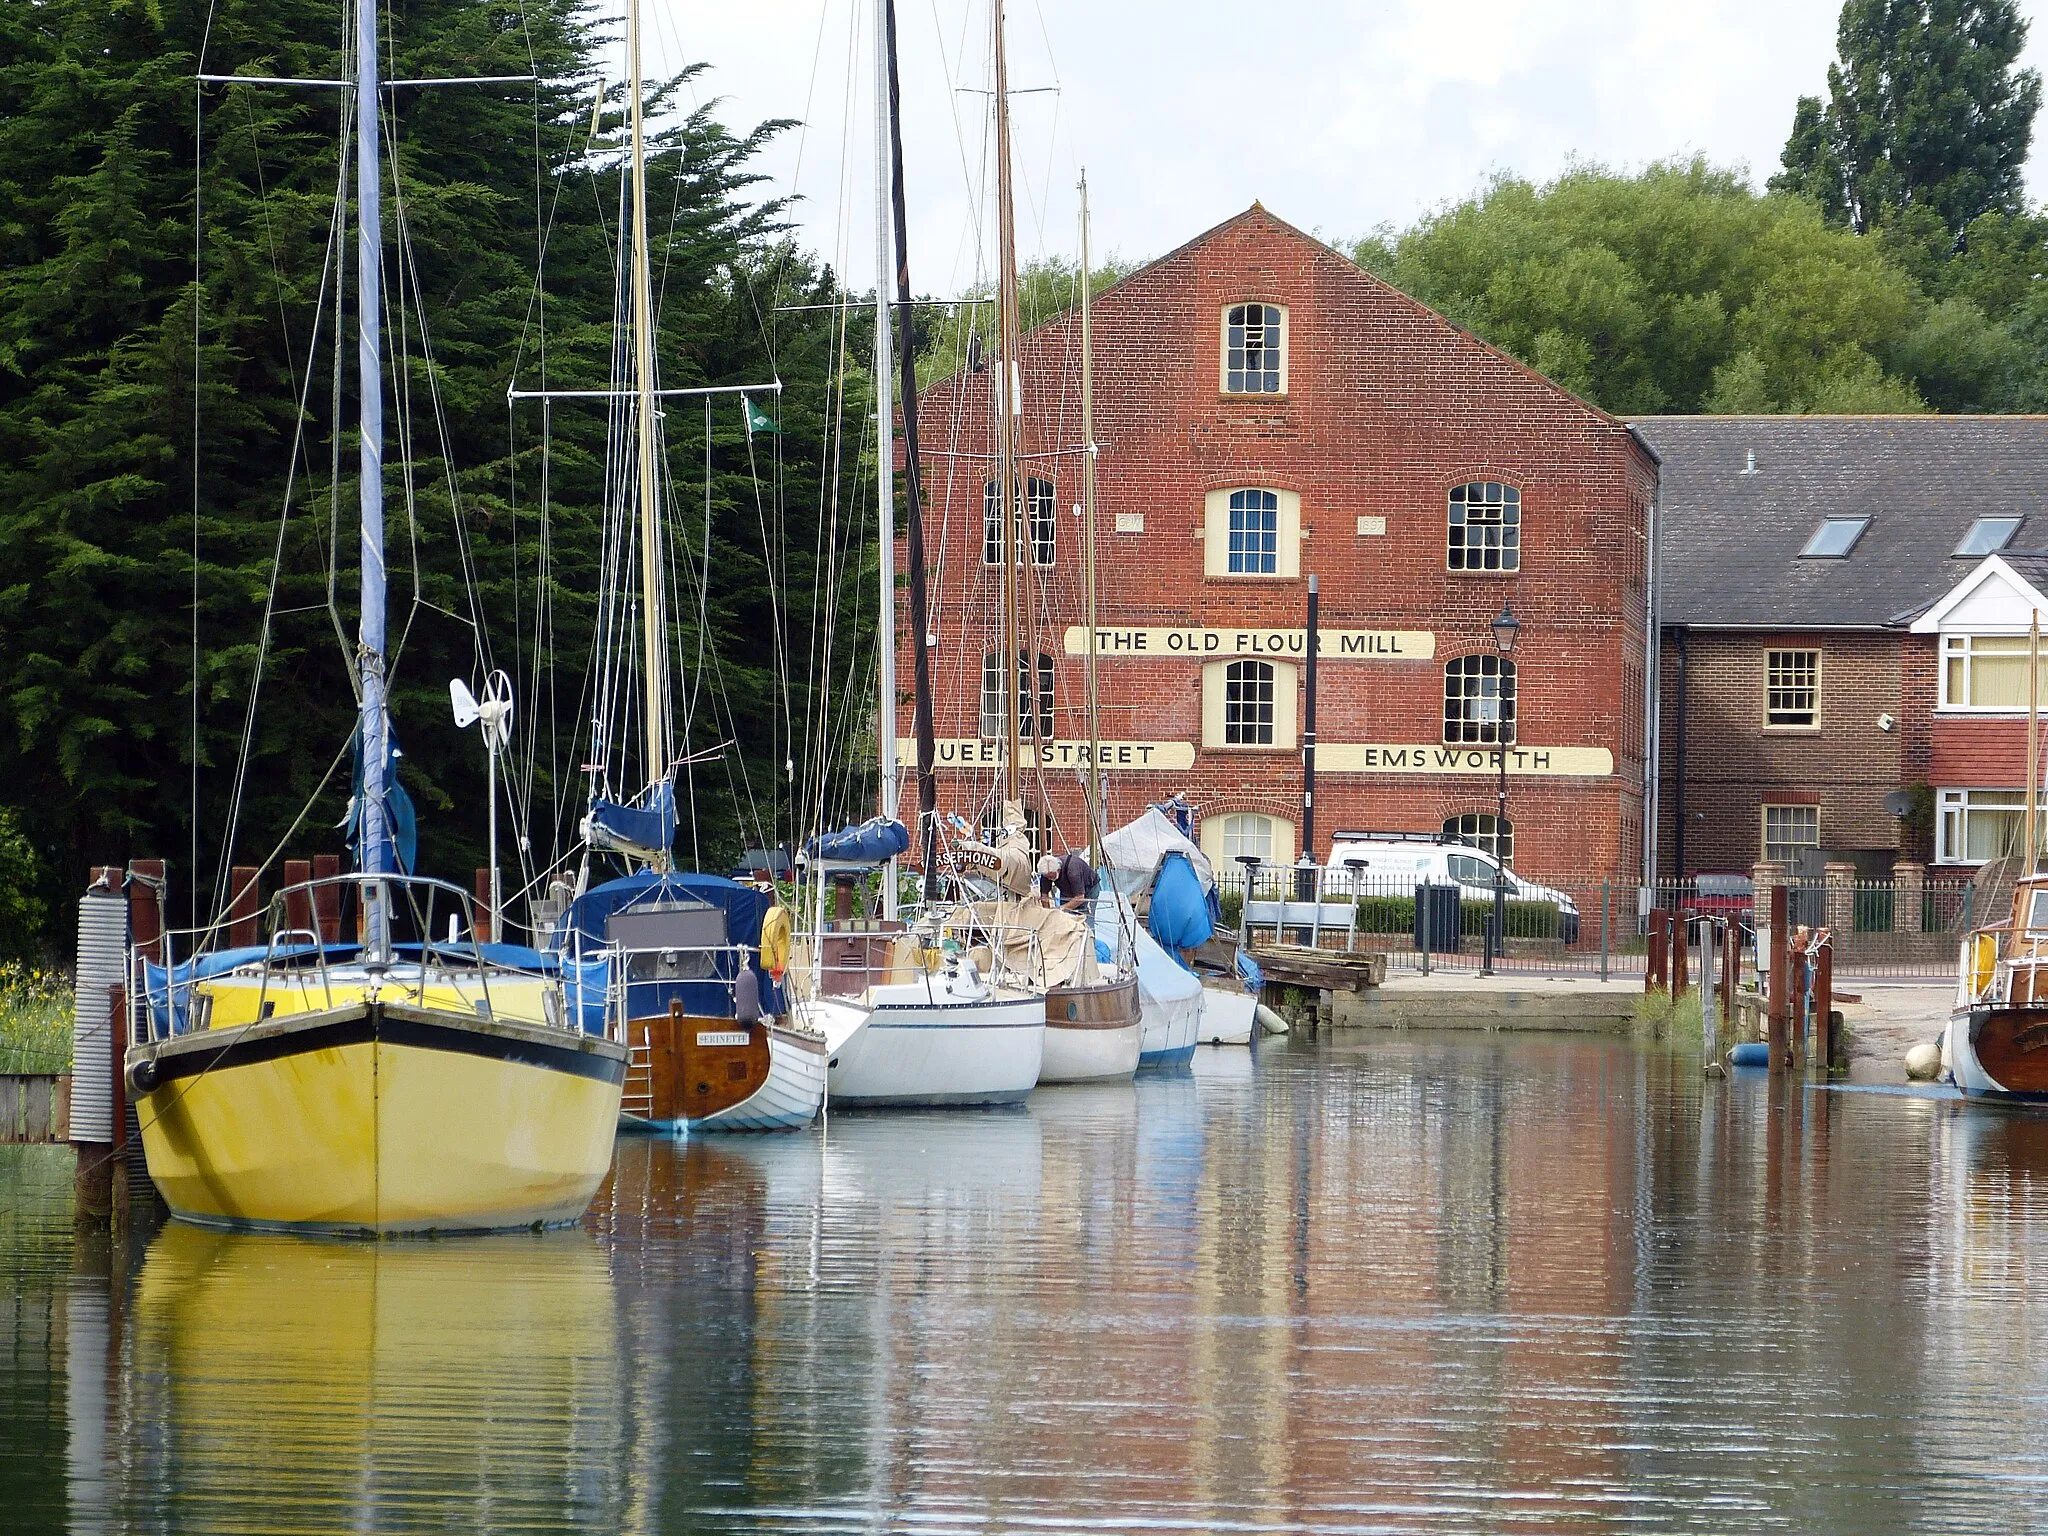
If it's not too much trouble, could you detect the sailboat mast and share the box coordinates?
[627,0,669,869]
[356,0,391,956]
[873,0,899,918]
[992,0,1022,812]
[882,0,941,901]
[1079,170,1101,866]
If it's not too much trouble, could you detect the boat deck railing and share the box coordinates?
[132,873,559,1043]
[797,917,1047,1000]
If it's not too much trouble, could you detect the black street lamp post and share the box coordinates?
[1482,600,1521,976]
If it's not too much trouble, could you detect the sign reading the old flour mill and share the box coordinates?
[1061,626,1435,660]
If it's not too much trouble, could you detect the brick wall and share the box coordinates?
[1656,628,1911,875]
[900,205,1654,883]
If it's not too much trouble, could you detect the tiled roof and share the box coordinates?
[1627,416,2048,628]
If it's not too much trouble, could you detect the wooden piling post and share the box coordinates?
[128,859,165,965]
[228,865,261,948]
[1722,920,1738,1029]
[283,860,314,936]
[1672,915,1689,999]
[474,867,494,944]
[1768,884,1789,1072]
[311,854,341,943]
[1646,909,1668,994]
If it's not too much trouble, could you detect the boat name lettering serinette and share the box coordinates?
[1061,626,1435,659]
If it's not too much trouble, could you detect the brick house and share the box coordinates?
[1634,416,2048,881]
[901,206,1657,883]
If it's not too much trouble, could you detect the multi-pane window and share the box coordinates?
[1443,813,1513,865]
[1761,804,1821,867]
[981,476,1056,565]
[978,651,1054,739]
[1223,303,1284,393]
[1938,788,2027,864]
[1220,813,1279,864]
[1766,650,1820,727]
[1223,660,1276,745]
[1942,634,2048,708]
[1227,489,1280,574]
[1447,481,1521,572]
[1443,656,1517,745]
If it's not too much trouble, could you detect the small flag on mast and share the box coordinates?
[744,396,782,436]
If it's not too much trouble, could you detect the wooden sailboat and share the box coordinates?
[1039,169,1141,1084]
[557,0,853,1136]
[124,0,628,1233]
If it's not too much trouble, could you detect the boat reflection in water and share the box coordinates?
[124,1222,626,1530]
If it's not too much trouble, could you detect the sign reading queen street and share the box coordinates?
[1061,626,1434,659]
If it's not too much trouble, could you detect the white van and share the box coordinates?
[1322,832,1581,942]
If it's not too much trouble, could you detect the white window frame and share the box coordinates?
[1202,659,1298,750]
[982,476,1056,567]
[1447,481,1521,573]
[1765,649,1821,729]
[1443,655,1517,746]
[1220,302,1287,395]
[1443,812,1512,864]
[1937,787,2028,865]
[1940,633,2044,711]
[1760,804,1820,866]
[979,651,1054,739]
[1200,811,1297,868]
[1202,488,1301,578]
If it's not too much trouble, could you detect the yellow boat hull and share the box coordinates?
[128,1001,627,1234]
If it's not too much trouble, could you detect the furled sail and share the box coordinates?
[584,780,676,859]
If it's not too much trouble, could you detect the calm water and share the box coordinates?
[6,1032,2048,1533]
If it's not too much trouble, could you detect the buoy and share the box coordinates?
[1904,1040,1942,1081]
[1255,1003,1289,1037]
[1728,1042,1770,1068]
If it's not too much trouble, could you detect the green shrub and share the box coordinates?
[0,962,71,1074]
[1218,887,1243,928]
[1356,895,1416,933]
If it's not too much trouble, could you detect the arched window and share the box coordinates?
[1224,660,1276,745]
[1447,481,1521,572]
[1443,655,1516,744]
[1222,813,1279,863]
[1443,813,1513,865]
[1226,489,1280,574]
[1223,303,1285,393]
[982,477,1056,566]
[980,652,1055,739]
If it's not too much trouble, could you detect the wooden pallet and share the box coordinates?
[1251,946,1388,993]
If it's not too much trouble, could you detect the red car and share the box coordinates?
[1686,872,1754,920]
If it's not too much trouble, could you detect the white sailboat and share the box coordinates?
[810,0,1045,1109]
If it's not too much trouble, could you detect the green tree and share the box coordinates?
[1772,0,2042,234]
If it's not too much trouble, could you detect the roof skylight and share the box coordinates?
[1955,516,2023,557]
[1800,516,1870,559]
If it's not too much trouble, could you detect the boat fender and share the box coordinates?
[1904,1040,1942,1081]
[735,966,762,1024]
[1727,1042,1770,1068]
[1255,1003,1290,1036]
[126,1056,159,1096]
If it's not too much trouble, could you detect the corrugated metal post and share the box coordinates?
[1701,919,1722,1075]
[71,874,126,1222]
[1768,884,1790,1072]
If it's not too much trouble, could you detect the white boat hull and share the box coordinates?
[688,1025,827,1133]
[1199,983,1257,1045]
[1041,1020,1143,1083]
[827,978,1044,1106]
[1139,986,1201,1069]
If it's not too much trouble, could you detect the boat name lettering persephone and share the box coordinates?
[1060,626,1436,659]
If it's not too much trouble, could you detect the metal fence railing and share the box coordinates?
[1211,868,1975,983]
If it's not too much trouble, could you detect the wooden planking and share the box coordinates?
[0,1074,64,1143]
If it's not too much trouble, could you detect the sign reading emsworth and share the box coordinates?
[899,739,1199,771]
[1061,626,1434,660]
[1319,744,1615,777]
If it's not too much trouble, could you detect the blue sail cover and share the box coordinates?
[806,816,910,865]
[1147,851,1214,963]
[558,871,782,1031]
[343,723,419,874]
[585,780,676,859]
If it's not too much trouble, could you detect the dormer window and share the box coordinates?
[1800,516,1869,558]
[1222,303,1285,394]
[1956,517,2023,557]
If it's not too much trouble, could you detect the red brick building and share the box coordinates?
[1634,416,2048,880]
[900,207,1656,883]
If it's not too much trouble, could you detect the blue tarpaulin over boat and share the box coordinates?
[558,871,783,1031]
[805,816,910,864]
[1147,852,1214,963]
[585,781,676,859]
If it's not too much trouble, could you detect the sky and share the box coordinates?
[627,0,2048,295]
